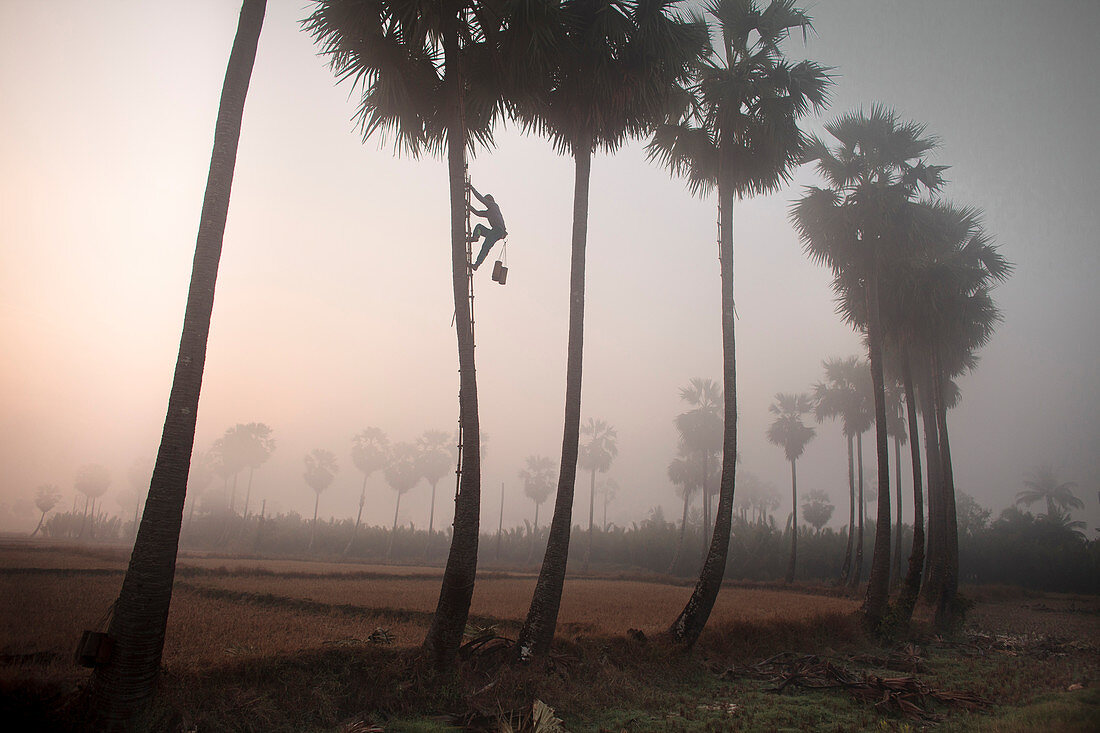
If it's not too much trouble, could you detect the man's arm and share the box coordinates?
[470,185,488,205]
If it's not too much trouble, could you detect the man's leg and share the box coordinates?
[472,230,503,269]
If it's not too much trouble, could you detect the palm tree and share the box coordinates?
[578,418,618,572]
[305,449,338,551]
[884,379,907,587]
[766,392,815,583]
[667,446,702,574]
[30,484,61,538]
[801,490,834,533]
[75,463,111,539]
[1017,465,1082,518]
[238,423,275,518]
[347,427,389,555]
[417,429,455,552]
[791,105,947,630]
[305,0,506,670]
[517,0,707,660]
[647,0,830,647]
[600,476,618,531]
[185,451,215,533]
[675,378,722,551]
[384,442,422,557]
[88,1,266,723]
[812,356,871,587]
[519,455,555,531]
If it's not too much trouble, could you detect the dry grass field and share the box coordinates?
[2,541,1097,732]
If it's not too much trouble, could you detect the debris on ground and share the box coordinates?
[450,699,566,732]
[724,651,990,722]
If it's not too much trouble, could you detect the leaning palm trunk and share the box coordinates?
[931,348,960,631]
[862,253,893,631]
[343,481,366,556]
[785,459,798,583]
[668,488,691,575]
[669,181,737,647]
[920,360,946,604]
[895,347,925,625]
[422,30,481,670]
[88,1,265,724]
[516,137,592,660]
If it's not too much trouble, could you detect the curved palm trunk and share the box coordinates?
[243,466,254,519]
[669,183,737,647]
[31,511,47,538]
[668,488,691,575]
[495,482,504,561]
[426,479,438,556]
[851,433,865,587]
[88,1,265,723]
[931,349,960,631]
[840,433,855,584]
[785,459,798,584]
[896,348,925,624]
[422,30,482,670]
[516,137,591,660]
[583,468,596,572]
[862,255,893,630]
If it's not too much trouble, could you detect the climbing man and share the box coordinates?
[468,183,507,271]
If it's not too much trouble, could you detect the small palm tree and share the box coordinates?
[417,429,455,549]
[384,442,423,557]
[30,484,61,538]
[305,449,338,551]
[238,423,275,518]
[648,0,830,647]
[347,427,389,554]
[801,490,834,533]
[579,418,618,572]
[1017,465,1082,518]
[766,393,816,583]
[675,378,722,548]
[75,463,110,539]
[519,455,555,531]
[667,446,702,574]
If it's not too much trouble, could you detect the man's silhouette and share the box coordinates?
[468,184,507,270]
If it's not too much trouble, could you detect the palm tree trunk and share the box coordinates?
[243,466,254,519]
[496,481,504,561]
[515,135,592,661]
[343,478,367,556]
[931,348,960,632]
[920,359,945,604]
[31,512,46,538]
[862,252,893,630]
[88,1,265,724]
[584,468,595,572]
[896,347,925,625]
[422,22,482,670]
[669,489,690,575]
[309,492,320,550]
[669,182,737,647]
[851,433,865,588]
[892,435,902,587]
[387,492,402,558]
[785,458,797,584]
[840,433,855,584]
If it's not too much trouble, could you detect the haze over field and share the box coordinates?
[1,0,1097,535]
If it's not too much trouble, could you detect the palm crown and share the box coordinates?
[766,392,815,462]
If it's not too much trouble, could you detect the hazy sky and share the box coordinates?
[1,0,1097,536]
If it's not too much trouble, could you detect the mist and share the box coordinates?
[1,0,1097,542]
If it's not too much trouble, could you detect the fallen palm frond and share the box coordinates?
[849,643,926,672]
[725,652,990,722]
[449,699,565,733]
[932,632,1095,659]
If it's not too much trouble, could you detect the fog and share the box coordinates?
[1,0,1097,537]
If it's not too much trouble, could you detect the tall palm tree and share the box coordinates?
[667,446,702,574]
[766,392,815,583]
[517,0,707,660]
[384,442,423,557]
[791,105,946,630]
[238,422,275,518]
[75,463,111,539]
[30,484,61,538]
[346,427,389,555]
[675,377,722,550]
[305,449,338,551]
[305,0,507,670]
[578,418,619,572]
[647,0,830,647]
[812,356,871,586]
[417,429,454,552]
[1017,465,1082,518]
[88,1,266,723]
[883,378,907,587]
[519,455,555,531]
